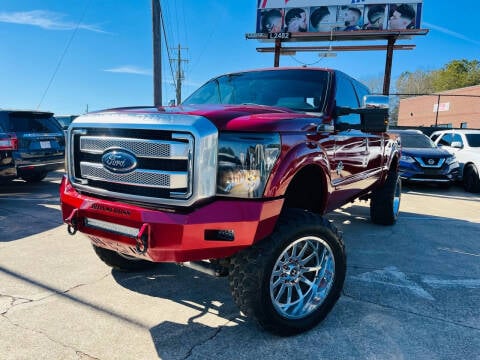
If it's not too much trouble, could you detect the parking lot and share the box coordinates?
[1,170,479,360]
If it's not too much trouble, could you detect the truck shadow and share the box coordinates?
[109,200,480,358]
[111,264,262,358]
[0,171,64,242]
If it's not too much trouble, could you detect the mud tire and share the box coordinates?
[228,209,346,336]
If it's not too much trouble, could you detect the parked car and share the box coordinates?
[0,110,65,182]
[390,129,459,187]
[0,124,16,182]
[430,129,480,192]
[55,115,78,130]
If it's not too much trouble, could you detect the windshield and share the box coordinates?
[182,69,329,113]
[465,133,480,148]
[398,133,436,148]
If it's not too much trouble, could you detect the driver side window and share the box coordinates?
[335,73,361,127]
[438,133,462,147]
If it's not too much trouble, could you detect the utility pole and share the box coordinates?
[171,44,188,105]
[152,0,162,107]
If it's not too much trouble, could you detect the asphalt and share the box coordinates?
[0,170,479,360]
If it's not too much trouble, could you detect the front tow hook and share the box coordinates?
[65,209,79,236]
[136,224,150,255]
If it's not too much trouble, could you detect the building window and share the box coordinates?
[461,122,468,128]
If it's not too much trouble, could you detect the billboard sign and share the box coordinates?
[256,0,423,35]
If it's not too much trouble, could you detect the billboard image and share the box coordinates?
[256,0,423,34]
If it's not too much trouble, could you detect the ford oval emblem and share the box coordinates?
[102,149,137,174]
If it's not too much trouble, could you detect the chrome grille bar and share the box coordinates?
[80,162,188,188]
[80,136,189,159]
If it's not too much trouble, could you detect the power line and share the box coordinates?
[37,0,91,110]
[159,5,177,91]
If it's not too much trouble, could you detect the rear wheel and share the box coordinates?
[229,209,346,336]
[370,170,401,225]
[463,165,480,193]
[92,245,155,271]
[21,171,48,183]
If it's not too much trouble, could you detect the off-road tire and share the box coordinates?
[370,169,401,225]
[463,164,480,193]
[228,209,346,336]
[92,245,155,272]
[21,171,48,183]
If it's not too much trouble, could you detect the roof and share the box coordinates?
[431,129,480,134]
[0,109,54,115]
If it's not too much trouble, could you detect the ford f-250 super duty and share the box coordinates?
[60,67,401,335]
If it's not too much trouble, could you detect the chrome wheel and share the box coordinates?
[270,236,335,320]
[393,176,401,216]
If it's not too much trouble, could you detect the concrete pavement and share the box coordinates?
[1,171,479,359]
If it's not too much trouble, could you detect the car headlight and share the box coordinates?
[400,154,415,163]
[446,154,457,165]
[217,132,281,198]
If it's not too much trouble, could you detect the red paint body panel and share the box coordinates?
[62,68,399,265]
[61,176,284,262]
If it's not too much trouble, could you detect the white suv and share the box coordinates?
[430,129,480,193]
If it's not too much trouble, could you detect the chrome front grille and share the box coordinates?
[71,130,193,201]
[66,113,218,207]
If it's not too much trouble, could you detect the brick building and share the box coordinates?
[397,84,480,129]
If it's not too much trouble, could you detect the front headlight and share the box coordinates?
[446,154,457,165]
[400,154,415,163]
[217,132,281,198]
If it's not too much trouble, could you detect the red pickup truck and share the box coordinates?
[61,67,401,335]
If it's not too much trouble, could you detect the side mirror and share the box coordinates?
[450,141,463,149]
[334,95,390,132]
[361,95,389,132]
[363,95,389,109]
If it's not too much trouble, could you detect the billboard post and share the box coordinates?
[383,36,395,95]
[274,39,281,67]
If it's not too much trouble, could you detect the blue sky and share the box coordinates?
[1,0,479,115]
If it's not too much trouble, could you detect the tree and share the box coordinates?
[432,59,480,91]
[362,74,384,95]
[395,69,435,95]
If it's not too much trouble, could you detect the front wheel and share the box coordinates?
[463,164,480,193]
[229,209,346,336]
[92,245,155,272]
[370,170,401,225]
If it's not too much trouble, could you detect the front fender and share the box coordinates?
[264,136,332,199]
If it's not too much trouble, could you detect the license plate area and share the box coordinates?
[40,141,51,149]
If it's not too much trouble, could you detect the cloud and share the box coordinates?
[104,66,152,76]
[0,10,106,33]
[423,22,480,46]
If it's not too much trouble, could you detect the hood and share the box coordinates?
[402,147,452,158]
[92,104,324,132]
